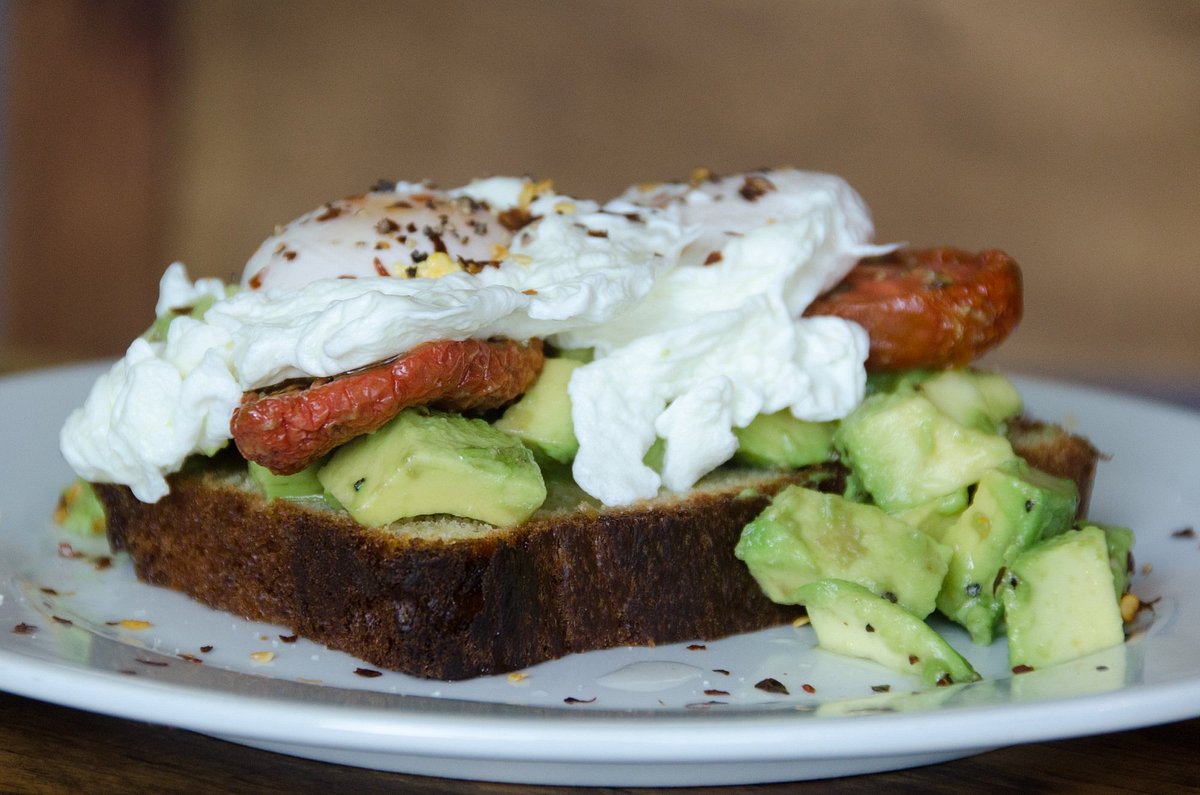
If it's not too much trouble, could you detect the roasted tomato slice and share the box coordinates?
[232,337,544,474]
[805,248,1022,371]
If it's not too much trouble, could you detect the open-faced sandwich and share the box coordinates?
[56,168,1135,683]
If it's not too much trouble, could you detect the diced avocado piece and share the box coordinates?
[144,286,236,342]
[248,460,325,499]
[733,412,835,468]
[735,486,950,617]
[917,370,1023,434]
[999,526,1125,671]
[834,392,1017,511]
[866,369,933,397]
[889,488,970,543]
[1084,522,1136,597]
[936,466,1078,644]
[796,579,980,687]
[551,346,594,363]
[318,409,546,527]
[53,478,107,536]
[494,357,582,464]
[642,437,666,472]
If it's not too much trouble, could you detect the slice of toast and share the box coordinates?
[95,419,1100,681]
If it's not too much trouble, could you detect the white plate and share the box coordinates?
[1,363,1198,787]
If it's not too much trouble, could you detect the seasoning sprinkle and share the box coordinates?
[754,678,789,695]
[801,683,816,694]
[564,696,596,704]
[1012,664,1035,674]
[12,623,37,635]
[353,667,382,678]
[250,651,275,664]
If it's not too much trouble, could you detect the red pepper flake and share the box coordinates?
[353,667,383,678]
[282,250,298,262]
[865,623,875,633]
[703,251,723,266]
[712,668,730,676]
[178,654,204,664]
[685,700,727,710]
[12,623,37,635]
[704,688,730,696]
[57,542,79,559]
[375,217,400,234]
[373,257,389,277]
[801,683,816,694]
[522,288,538,296]
[1171,527,1196,539]
[40,587,59,596]
[136,657,169,667]
[200,645,214,653]
[498,207,535,232]
[1012,664,1035,674]
[936,674,953,687]
[585,228,609,238]
[279,634,298,643]
[315,205,342,222]
[908,655,920,665]
[686,643,707,651]
[738,175,776,201]
[248,270,265,289]
[1096,665,1109,671]
[754,678,789,695]
[93,556,113,571]
[51,615,73,626]
[871,684,891,693]
[564,696,596,704]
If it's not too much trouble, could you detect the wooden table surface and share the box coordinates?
[3,356,1199,793]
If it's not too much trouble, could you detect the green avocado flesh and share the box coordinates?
[493,357,581,464]
[999,526,1125,671]
[317,409,546,527]
[796,579,979,687]
[733,412,835,468]
[735,486,950,618]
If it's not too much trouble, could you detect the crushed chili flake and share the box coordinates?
[801,683,816,694]
[375,217,400,234]
[704,689,730,696]
[686,643,707,651]
[908,655,920,665]
[564,696,596,704]
[738,175,776,201]
[248,271,265,289]
[51,615,73,626]
[713,668,730,676]
[703,251,723,266]
[686,700,727,710]
[936,675,953,687]
[178,654,204,664]
[1012,664,1035,674]
[373,257,389,277]
[93,556,113,571]
[865,623,875,633]
[1171,527,1196,539]
[871,684,891,693]
[12,623,37,635]
[282,250,298,262]
[353,667,382,678]
[754,678,789,695]
[279,634,298,643]
[315,205,342,222]
[136,657,169,667]
[40,587,58,596]
[200,645,214,653]
[585,228,609,238]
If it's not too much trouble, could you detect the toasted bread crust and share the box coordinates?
[97,419,1100,680]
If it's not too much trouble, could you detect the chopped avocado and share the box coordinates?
[917,370,1023,434]
[248,460,325,499]
[733,411,835,468]
[53,478,106,536]
[144,286,236,343]
[550,346,594,363]
[318,409,546,527]
[998,526,1125,671]
[888,488,970,543]
[936,465,1078,644]
[866,369,933,397]
[834,392,1017,511]
[1085,522,1136,597]
[796,579,979,687]
[735,486,951,618]
[494,357,582,464]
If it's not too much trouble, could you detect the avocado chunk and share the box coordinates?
[248,460,325,500]
[888,488,970,543]
[319,409,547,527]
[53,478,107,536]
[494,357,582,464]
[936,465,1079,644]
[917,370,1023,434]
[796,579,980,687]
[998,526,1125,671]
[733,412,835,468]
[735,486,951,617]
[834,392,1017,511]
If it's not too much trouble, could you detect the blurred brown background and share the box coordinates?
[3,0,1199,395]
